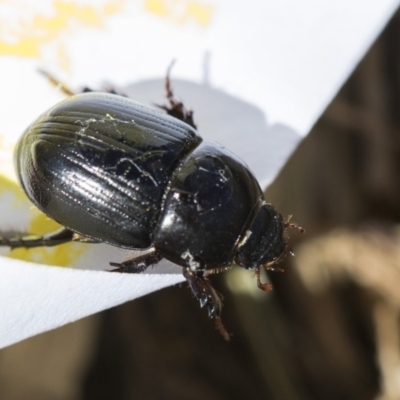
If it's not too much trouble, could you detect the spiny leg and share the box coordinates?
[0,227,75,250]
[183,269,230,341]
[109,250,162,273]
[157,62,197,129]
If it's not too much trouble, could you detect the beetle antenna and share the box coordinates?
[284,215,305,234]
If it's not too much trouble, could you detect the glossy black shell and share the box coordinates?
[16,93,201,249]
[16,92,286,271]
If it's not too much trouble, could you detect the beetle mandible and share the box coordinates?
[2,69,303,340]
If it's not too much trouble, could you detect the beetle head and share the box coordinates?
[234,203,303,271]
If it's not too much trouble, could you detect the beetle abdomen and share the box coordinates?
[16,93,201,248]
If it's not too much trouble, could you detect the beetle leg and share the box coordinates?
[255,265,273,291]
[214,317,231,342]
[183,269,222,317]
[262,248,288,272]
[109,250,162,273]
[157,62,197,129]
[0,227,74,249]
[264,264,285,273]
[38,69,77,96]
[38,69,126,97]
[72,233,102,243]
[183,268,230,340]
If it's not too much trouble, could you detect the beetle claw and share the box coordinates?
[108,251,162,274]
[108,262,124,272]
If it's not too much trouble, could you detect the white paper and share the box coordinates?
[0,257,184,349]
[0,0,398,348]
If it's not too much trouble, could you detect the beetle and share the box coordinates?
[1,70,303,340]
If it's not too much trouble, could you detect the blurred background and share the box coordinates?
[2,4,400,400]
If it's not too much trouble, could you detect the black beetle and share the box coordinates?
[2,71,303,340]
